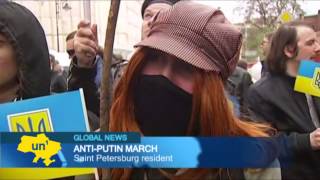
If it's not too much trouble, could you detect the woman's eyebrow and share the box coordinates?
[305,38,315,45]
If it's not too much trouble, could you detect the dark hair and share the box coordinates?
[267,22,313,75]
[66,30,76,41]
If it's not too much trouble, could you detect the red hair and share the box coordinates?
[109,47,271,179]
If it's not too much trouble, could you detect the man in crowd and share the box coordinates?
[312,31,320,61]
[247,22,320,179]
[260,32,273,77]
[68,0,180,121]
[66,31,77,60]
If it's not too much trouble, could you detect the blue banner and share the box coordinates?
[0,132,284,168]
[0,89,89,132]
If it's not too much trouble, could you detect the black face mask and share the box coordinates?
[133,75,193,136]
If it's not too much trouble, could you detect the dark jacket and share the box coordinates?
[0,1,50,99]
[226,67,253,118]
[68,55,128,128]
[68,56,127,130]
[68,58,100,131]
[247,73,320,180]
[51,71,67,93]
[260,60,269,78]
[68,58,100,116]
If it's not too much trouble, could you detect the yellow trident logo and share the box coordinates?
[7,109,53,132]
[312,68,320,90]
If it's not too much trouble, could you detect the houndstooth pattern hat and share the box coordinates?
[136,1,242,80]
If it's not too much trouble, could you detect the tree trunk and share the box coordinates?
[99,0,121,179]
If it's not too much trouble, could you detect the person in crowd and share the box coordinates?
[110,2,281,179]
[66,29,103,91]
[62,31,77,79]
[247,21,320,179]
[66,31,77,59]
[69,0,181,120]
[141,0,180,40]
[66,30,102,131]
[67,22,122,132]
[312,31,320,62]
[67,22,101,119]
[50,54,67,93]
[0,0,51,178]
[226,60,253,118]
[0,0,50,103]
[260,33,273,77]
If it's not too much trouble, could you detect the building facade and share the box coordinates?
[14,0,142,58]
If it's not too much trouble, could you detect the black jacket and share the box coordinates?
[68,56,128,131]
[68,57,127,130]
[68,58,100,131]
[51,71,67,93]
[226,66,253,118]
[247,73,320,180]
[0,1,50,99]
[68,58,100,117]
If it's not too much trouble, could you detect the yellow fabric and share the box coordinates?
[294,76,320,97]
[0,168,94,179]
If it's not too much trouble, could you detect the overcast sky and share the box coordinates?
[197,0,320,23]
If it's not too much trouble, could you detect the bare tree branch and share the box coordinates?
[237,0,304,29]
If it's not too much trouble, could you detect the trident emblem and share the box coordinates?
[313,68,320,90]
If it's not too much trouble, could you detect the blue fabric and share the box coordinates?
[228,94,240,117]
[298,60,319,78]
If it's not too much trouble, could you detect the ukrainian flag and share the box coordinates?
[294,60,320,97]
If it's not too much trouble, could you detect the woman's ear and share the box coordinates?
[284,46,294,58]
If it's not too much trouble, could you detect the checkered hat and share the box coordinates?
[136,1,242,80]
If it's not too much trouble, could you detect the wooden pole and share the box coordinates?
[99,0,121,179]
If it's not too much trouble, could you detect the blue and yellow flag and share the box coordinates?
[294,60,320,97]
[0,89,94,179]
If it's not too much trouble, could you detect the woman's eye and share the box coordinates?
[306,40,315,46]
[144,13,153,20]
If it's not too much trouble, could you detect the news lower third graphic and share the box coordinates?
[0,132,284,168]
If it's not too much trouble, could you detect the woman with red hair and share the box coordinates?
[109,1,280,179]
